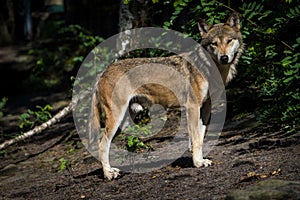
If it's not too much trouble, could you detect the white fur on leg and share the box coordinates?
[99,128,121,180]
[192,122,212,167]
[100,103,130,180]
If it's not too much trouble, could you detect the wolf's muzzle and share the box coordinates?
[220,55,229,64]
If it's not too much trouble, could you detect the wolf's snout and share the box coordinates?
[220,55,229,64]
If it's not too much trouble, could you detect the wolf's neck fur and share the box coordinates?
[217,63,237,85]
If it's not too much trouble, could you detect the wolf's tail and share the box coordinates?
[88,92,101,148]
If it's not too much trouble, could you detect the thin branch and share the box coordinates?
[0,89,90,150]
[279,39,295,51]
[0,101,74,150]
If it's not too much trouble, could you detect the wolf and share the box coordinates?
[89,12,244,180]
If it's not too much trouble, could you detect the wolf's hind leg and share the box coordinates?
[99,104,127,180]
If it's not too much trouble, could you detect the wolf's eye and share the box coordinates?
[227,39,233,44]
[211,42,217,47]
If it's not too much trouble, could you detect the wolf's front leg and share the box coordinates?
[194,119,212,167]
[187,106,212,168]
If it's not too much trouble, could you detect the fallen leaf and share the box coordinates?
[270,168,281,175]
[247,171,256,177]
[259,174,268,178]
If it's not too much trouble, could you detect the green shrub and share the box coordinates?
[19,105,53,130]
[121,124,151,152]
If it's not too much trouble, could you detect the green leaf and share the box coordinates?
[20,113,30,120]
[284,70,294,76]
[283,76,294,83]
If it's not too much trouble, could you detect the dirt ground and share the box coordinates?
[0,91,299,200]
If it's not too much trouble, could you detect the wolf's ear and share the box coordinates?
[226,12,240,30]
[198,19,211,37]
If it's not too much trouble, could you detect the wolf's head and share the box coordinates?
[198,12,244,84]
[198,12,243,76]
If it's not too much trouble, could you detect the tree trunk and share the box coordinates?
[0,0,15,45]
[117,0,150,56]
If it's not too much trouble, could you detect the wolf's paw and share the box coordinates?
[194,159,212,168]
[104,167,120,180]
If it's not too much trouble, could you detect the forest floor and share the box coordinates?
[0,91,300,200]
[0,45,300,199]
